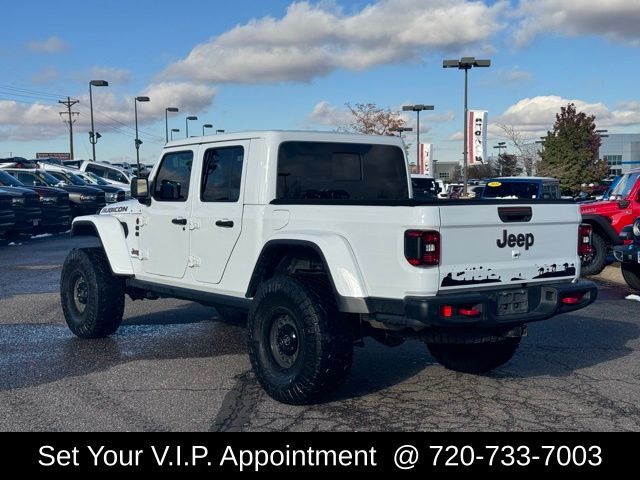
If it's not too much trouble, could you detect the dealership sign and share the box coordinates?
[419,143,433,176]
[468,110,487,165]
[36,152,71,160]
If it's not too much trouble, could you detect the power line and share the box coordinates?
[0,83,64,100]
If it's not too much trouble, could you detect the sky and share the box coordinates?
[1,0,640,165]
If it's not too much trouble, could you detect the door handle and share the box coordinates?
[171,218,187,225]
[215,220,234,228]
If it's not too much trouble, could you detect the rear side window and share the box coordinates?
[483,181,540,199]
[276,142,408,200]
[13,172,45,186]
[105,168,128,183]
[85,164,106,177]
[153,151,193,202]
[201,146,244,202]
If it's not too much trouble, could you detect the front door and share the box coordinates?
[140,149,194,279]
[190,141,248,284]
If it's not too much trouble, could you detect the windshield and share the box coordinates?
[61,171,87,186]
[483,180,540,199]
[85,171,109,185]
[411,177,437,199]
[0,170,25,187]
[37,171,66,186]
[609,172,640,199]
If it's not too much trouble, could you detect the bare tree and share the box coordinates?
[498,124,538,176]
[343,103,406,135]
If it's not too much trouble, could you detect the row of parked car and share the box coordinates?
[0,158,132,240]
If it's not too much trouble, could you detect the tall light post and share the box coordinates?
[493,142,506,175]
[134,96,150,174]
[202,123,213,136]
[185,116,197,138]
[165,107,179,143]
[170,128,180,141]
[392,126,413,138]
[402,105,434,168]
[443,57,491,195]
[88,80,108,162]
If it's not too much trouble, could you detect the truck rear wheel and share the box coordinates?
[581,232,607,276]
[621,263,640,291]
[426,336,521,374]
[247,275,353,404]
[60,248,124,338]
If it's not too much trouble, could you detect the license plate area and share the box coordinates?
[495,289,529,316]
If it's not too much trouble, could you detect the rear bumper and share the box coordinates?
[371,280,598,328]
[613,243,640,265]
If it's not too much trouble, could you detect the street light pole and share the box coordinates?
[202,123,213,136]
[185,116,197,138]
[443,57,491,196]
[165,107,179,143]
[402,105,434,168]
[134,96,150,174]
[170,128,180,141]
[88,80,108,162]
[493,142,506,175]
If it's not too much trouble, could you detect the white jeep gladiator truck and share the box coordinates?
[61,130,597,404]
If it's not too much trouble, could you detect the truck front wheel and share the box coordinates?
[60,248,125,338]
[427,336,521,374]
[247,275,353,404]
[621,263,640,291]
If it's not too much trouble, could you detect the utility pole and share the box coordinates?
[59,97,80,159]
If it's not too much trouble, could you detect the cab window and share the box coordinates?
[153,151,193,202]
[200,146,244,202]
[85,164,106,177]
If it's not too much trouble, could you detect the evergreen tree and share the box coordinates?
[537,103,608,193]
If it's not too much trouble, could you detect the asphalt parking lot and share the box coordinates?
[1,234,639,432]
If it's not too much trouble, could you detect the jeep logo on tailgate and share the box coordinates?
[497,230,534,250]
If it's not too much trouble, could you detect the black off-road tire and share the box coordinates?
[215,306,248,324]
[621,263,640,291]
[581,232,607,276]
[60,247,125,338]
[427,336,521,374]
[247,275,353,404]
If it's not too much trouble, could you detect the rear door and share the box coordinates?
[438,202,580,292]
[190,141,248,284]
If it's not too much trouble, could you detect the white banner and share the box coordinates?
[468,110,488,165]
[420,143,433,176]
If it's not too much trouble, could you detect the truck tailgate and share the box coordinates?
[438,202,581,292]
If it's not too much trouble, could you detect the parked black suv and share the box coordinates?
[0,171,71,232]
[2,169,105,218]
[614,217,640,291]
[0,191,15,238]
[0,186,42,238]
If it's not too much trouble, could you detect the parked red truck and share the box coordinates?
[580,168,640,275]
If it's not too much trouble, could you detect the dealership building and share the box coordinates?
[600,134,640,176]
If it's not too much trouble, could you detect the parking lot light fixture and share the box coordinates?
[202,123,213,136]
[216,129,225,134]
[401,105,434,167]
[165,107,179,143]
[170,128,180,141]
[134,96,150,174]
[443,57,491,196]
[186,116,197,138]
[88,80,108,162]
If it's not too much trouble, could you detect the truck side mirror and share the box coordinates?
[131,176,150,202]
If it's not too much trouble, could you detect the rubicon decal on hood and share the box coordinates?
[101,205,129,214]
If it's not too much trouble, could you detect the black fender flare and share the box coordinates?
[581,214,622,246]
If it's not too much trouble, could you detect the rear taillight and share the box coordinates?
[578,224,592,256]
[405,230,440,267]
[562,292,585,305]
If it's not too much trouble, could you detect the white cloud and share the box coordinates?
[0,82,217,142]
[493,95,640,138]
[163,0,506,84]
[27,36,69,54]
[87,67,131,84]
[307,101,351,127]
[512,0,640,47]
